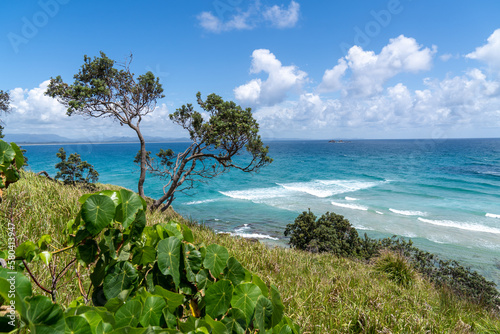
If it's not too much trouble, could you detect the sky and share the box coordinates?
[1,0,500,140]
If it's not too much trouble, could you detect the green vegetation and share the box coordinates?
[45,51,165,198]
[1,172,499,333]
[1,170,297,333]
[0,140,24,201]
[285,210,500,310]
[0,90,10,139]
[139,92,272,212]
[55,148,99,186]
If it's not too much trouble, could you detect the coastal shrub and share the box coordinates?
[285,210,500,308]
[380,237,500,308]
[284,209,372,257]
[1,187,300,333]
[374,250,416,288]
[55,147,99,186]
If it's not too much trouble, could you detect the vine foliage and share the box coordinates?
[0,161,299,333]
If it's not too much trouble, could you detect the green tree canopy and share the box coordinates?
[0,90,11,138]
[55,148,99,186]
[140,92,272,211]
[45,52,164,197]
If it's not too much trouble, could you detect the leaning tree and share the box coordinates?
[140,92,272,211]
[0,90,10,138]
[45,52,164,197]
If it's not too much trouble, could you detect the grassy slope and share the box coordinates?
[1,172,499,333]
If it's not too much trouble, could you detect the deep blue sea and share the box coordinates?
[23,139,500,285]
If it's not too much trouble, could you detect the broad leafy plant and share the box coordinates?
[0,140,24,202]
[1,187,300,333]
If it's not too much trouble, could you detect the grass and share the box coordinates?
[1,171,499,333]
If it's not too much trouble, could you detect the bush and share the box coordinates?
[284,209,368,257]
[374,250,416,288]
[55,147,99,186]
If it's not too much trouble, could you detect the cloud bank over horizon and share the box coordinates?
[5,29,500,140]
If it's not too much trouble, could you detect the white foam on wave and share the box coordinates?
[389,208,427,216]
[486,213,500,219]
[418,218,500,234]
[220,179,383,202]
[219,187,290,201]
[277,182,331,198]
[234,224,250,233]
[376,211,384,215]
[224,232,279,241]
[331,201,368,211]
[185,199,217,205]
[345,197,358,201]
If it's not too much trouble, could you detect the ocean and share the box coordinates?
[23,138,500,285]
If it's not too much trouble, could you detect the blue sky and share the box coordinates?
[1,0,500,140]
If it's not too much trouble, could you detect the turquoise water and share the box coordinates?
[23,139,500,285]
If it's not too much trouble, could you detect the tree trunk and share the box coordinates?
[136,129,147,198]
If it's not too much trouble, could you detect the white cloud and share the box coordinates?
[234,49,307,106]
[253,67,500,139]
[197,1,300,33]
[466,29,500,71]
[439,53,453,62]
[262,1,300,28]
[319,35,435,96]
[197,11,253,33]
[4,81,184,140]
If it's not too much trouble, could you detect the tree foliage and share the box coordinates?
[55,148,99,186]
[0,139,24,202]
[284,209,367,257]
[285,209,500,307]
[45,52,164,197]
[139,92,272,211]
[1,177,300,332]
[0,90,11,138]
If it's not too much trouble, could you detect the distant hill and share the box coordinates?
[3,133,190,144]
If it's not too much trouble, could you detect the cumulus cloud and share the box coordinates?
[234,49,307,106]
[319,35,436,96]
[253,67,500,139]
[466,29,500,71]
[197,11,253,33]
[4,81,183,140]
[197,1,300,33]
[262,1,300,28]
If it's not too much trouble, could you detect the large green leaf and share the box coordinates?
[203,244,229,278]
[77,240,99,266]
[157,237,182,288]
[183,243,202,283]
[115,190,143,228]
[0,141,15,165]
[181,224,194,243]
[270,284,284,327]
[65,315,92,334]
[103,262,138,300]
[224,257,246,286]
[114,300,142,328]
[79,311,106,334]
[222,308,246,334]
[10,142,25,169]
[15,241,38,262]
[231,283,262,325]
[252,274,269,298]
[129,210,146,242]
[204,315,229,334]
[139,296,166,327]
[132,246,156,266]
[78,190,121,206]
[253,296,273,331]
[26,295,65,334]
[204,279,233,319]
[153,285,184,313]
[81,195,116,235]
